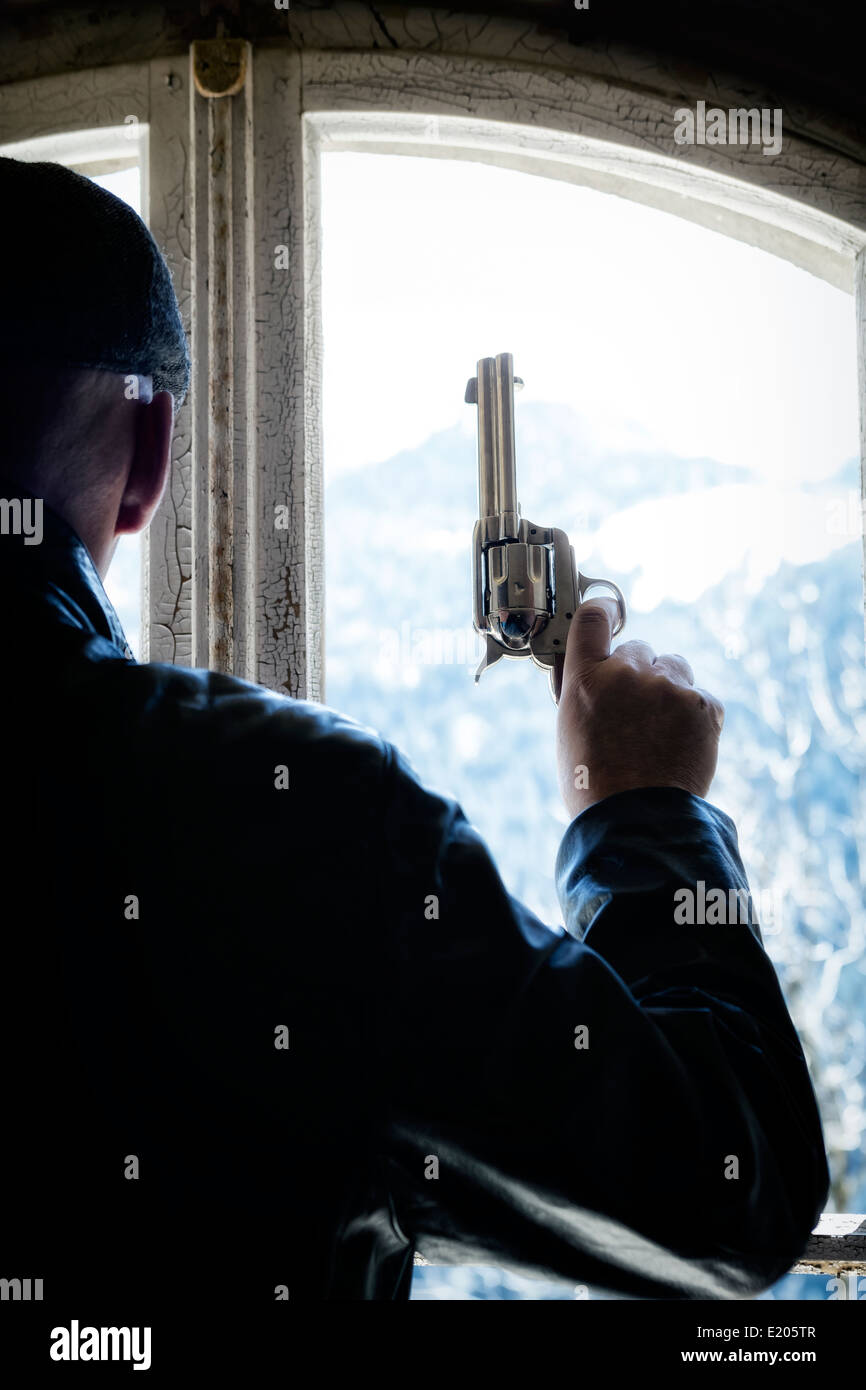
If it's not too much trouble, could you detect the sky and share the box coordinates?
[321,151,857,485]
[320,152,860,613]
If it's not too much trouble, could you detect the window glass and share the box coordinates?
[321,151,864,1299]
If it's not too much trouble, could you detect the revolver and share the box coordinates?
[467,352,626,701]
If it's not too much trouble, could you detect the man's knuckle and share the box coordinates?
[695,689,725,725]
[610,662,642,692]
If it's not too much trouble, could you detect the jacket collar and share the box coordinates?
[0,475,134,659]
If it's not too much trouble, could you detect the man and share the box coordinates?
[0,158,827,1327]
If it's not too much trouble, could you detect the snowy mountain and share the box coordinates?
[325,401,866,1218]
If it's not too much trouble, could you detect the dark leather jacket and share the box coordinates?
[0,488,828,1317]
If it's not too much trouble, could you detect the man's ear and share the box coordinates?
[115,390,174,535]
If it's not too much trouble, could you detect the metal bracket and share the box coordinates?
[192,39,249,98]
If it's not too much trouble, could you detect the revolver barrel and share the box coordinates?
[466,351,626,695]
[470,353,519,526]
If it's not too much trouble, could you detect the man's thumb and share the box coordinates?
[565,597,618,679]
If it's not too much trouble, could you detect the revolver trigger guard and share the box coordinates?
[576,573,627,638]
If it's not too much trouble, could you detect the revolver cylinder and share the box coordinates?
[466,352,626,695]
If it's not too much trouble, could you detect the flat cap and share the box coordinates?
[0,156,190,402]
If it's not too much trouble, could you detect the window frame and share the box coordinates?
[0,40,864,697]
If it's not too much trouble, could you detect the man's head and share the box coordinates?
[0,157,190,575]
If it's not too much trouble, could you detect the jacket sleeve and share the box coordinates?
[377,744,829,1298]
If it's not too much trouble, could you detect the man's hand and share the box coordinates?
[554,598,725,817]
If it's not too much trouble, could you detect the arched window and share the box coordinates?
[1,17,864,1294]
